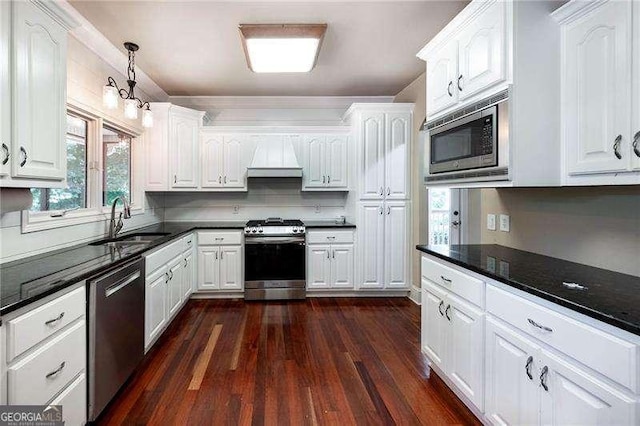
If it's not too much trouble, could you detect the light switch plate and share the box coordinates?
[487,214,496,231]
[499,214,510,232]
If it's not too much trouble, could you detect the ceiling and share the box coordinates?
[69,1,468,97]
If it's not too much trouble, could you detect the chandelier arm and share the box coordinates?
[136,99,150,110]
[118,88,131,99]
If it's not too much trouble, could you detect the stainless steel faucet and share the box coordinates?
[108,196,131,239]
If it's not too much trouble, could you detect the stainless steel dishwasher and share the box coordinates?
[88,258,145,422]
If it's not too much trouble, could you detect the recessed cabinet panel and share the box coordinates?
[421,280,448,370]
[13,1,66,180]
[360,113,385,199]
[457,0,506,100]
[327,135,348,188]
[331,245,354,289]
[201,134,223,188]
[426,40,459,117]
[171,115,200,188]
[633,3,640,171]
[0,1,10,177]
[565,0,632,174]
[182,251,194,299]
[307,245,331,289]
[145,267,167,350]
[384,114,410,200]
[384,201,409,289]
[223,136,244,188]
[359,202,384,288]
[198,247,220,290]
[167,256,183,319]
[219,245,242,290]
[304,135,326,188]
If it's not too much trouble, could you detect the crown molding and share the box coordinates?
[57,1,169,102]
[168,95,395,110]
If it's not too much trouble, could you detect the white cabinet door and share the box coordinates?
[307,244,331,289]
[201,133,223,188]
[540,350,636,426]
[326,135,348,189]
[170,114,199,188]
[182,250,194,300]
[384,201,409,289]
[198,246,219,290]
[358,202,384,289]
[447,293,484,411]
[303,135,326,188]
[384,113,410,200]
[223,135,244,188]
[12,1,67,180]
[219,245,242,290]
[145,267,167,350]
[485,316,540,426]
[421,280,448,371]
[456,0,506,101]
[565,0,632,175]
[426,40,459,117]
[360,113,385,200]
[632,2,640,171]
[0,1,10,177]
[331,244,354,289]
[167,256,183,319]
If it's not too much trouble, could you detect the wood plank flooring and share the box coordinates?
[97,298,481,425]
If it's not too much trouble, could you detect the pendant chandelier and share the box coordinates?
[102,42,153,128]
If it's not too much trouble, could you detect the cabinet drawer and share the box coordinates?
[145,239,183,274]
[307,230,354,244]
[198,230,242,246]
[6,287,85,361]
[8,320,86,405]
[421,256,484,307]
[487,285,637,392]
[182,233,195,251]
[48,373,86,426]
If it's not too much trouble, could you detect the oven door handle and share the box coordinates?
[245,236,306,244]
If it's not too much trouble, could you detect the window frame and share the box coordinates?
[21,103,146,233]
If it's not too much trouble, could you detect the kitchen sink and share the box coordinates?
[89,232,171,247]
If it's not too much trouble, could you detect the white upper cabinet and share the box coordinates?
[360,112,386,199]
[554,0,640,185]
[201,133,224,188]
[302,133,349,190]
[0,1,76,187]
[222,136,244,188]
[201,133,248,190]
[384,113,410,200]
[457,0,506,101]
[171,113,200,188]
[426,40,459,117]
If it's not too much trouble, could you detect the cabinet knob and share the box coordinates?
[632,131,640,158]
[1,143,9,165]
[19,146,27,167]
[613,135,622,160]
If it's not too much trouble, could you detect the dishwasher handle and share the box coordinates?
[105,271,141,298]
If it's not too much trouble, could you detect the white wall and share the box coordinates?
[0,35,164,264]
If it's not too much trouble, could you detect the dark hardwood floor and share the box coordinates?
[97,298,481,425]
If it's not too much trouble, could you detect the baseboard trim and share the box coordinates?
[409,285,422,305]
[190,292,244,299]
[190,290,410,299]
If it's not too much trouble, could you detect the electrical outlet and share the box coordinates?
[487,214,496,231]
[315,205,321,214]
[232,205,239,214]
[499,214,510,232]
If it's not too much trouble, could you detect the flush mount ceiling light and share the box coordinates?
[239,24,327,73]
[103,42,153,128]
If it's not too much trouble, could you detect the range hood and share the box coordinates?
[247,137,303,178]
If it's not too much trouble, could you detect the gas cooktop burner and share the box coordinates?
[244,218,305,236]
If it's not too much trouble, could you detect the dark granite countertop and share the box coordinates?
[303,220,356,228]
[416,244,640,336]
[0,221,246,316]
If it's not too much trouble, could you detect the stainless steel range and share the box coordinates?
[244,218,306,301]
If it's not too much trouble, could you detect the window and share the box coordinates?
[428,188,462,246]
[30,114,88,211]
[102,126,132,206]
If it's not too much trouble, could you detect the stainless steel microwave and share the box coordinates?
[426,93,509,179]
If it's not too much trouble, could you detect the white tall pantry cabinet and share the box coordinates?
[344,104,413,290]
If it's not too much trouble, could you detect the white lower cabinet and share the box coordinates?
[145,266,167,350]
[307,240,354,290]
[167,255,184,319]
[49,373,86,426]
[182,250,195,299]
[197,231,243,292]
[421,279,484,411]
[421,254,640,425]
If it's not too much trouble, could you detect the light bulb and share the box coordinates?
[142,108,153,128]
[103,85,118,110]
[124,99,138,120]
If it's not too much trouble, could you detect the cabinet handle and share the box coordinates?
[527,318,553,332]
[327,251,330,259]
[326,236,336,240]
[445,304,451,321]
[613,135,622,159]
[323,175,326,184]
[46,361,66,379]
[387,206,390,215]
[169,270,174,280]
[525,356,534,380]
[379,206,383,215]
[174,175,177,184]
[184,258,188,267]
[379,187,383,196]
[19,146,27,167]
[540,366,549,391]
[457,75,463,92]
[440,275,452,284]
[220,251,223,259]
[387,187,390,196]
[632,131,640,158]
[332,250,335,259]
[165,272,170,283]
[438,300,445,316]
[1,143,8,165]
[328,175,331,184]
[44,312,65,326]
[215,251,218,260]
[224,176,227,184]
[219,176,222,184]
[447,81,453,97]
